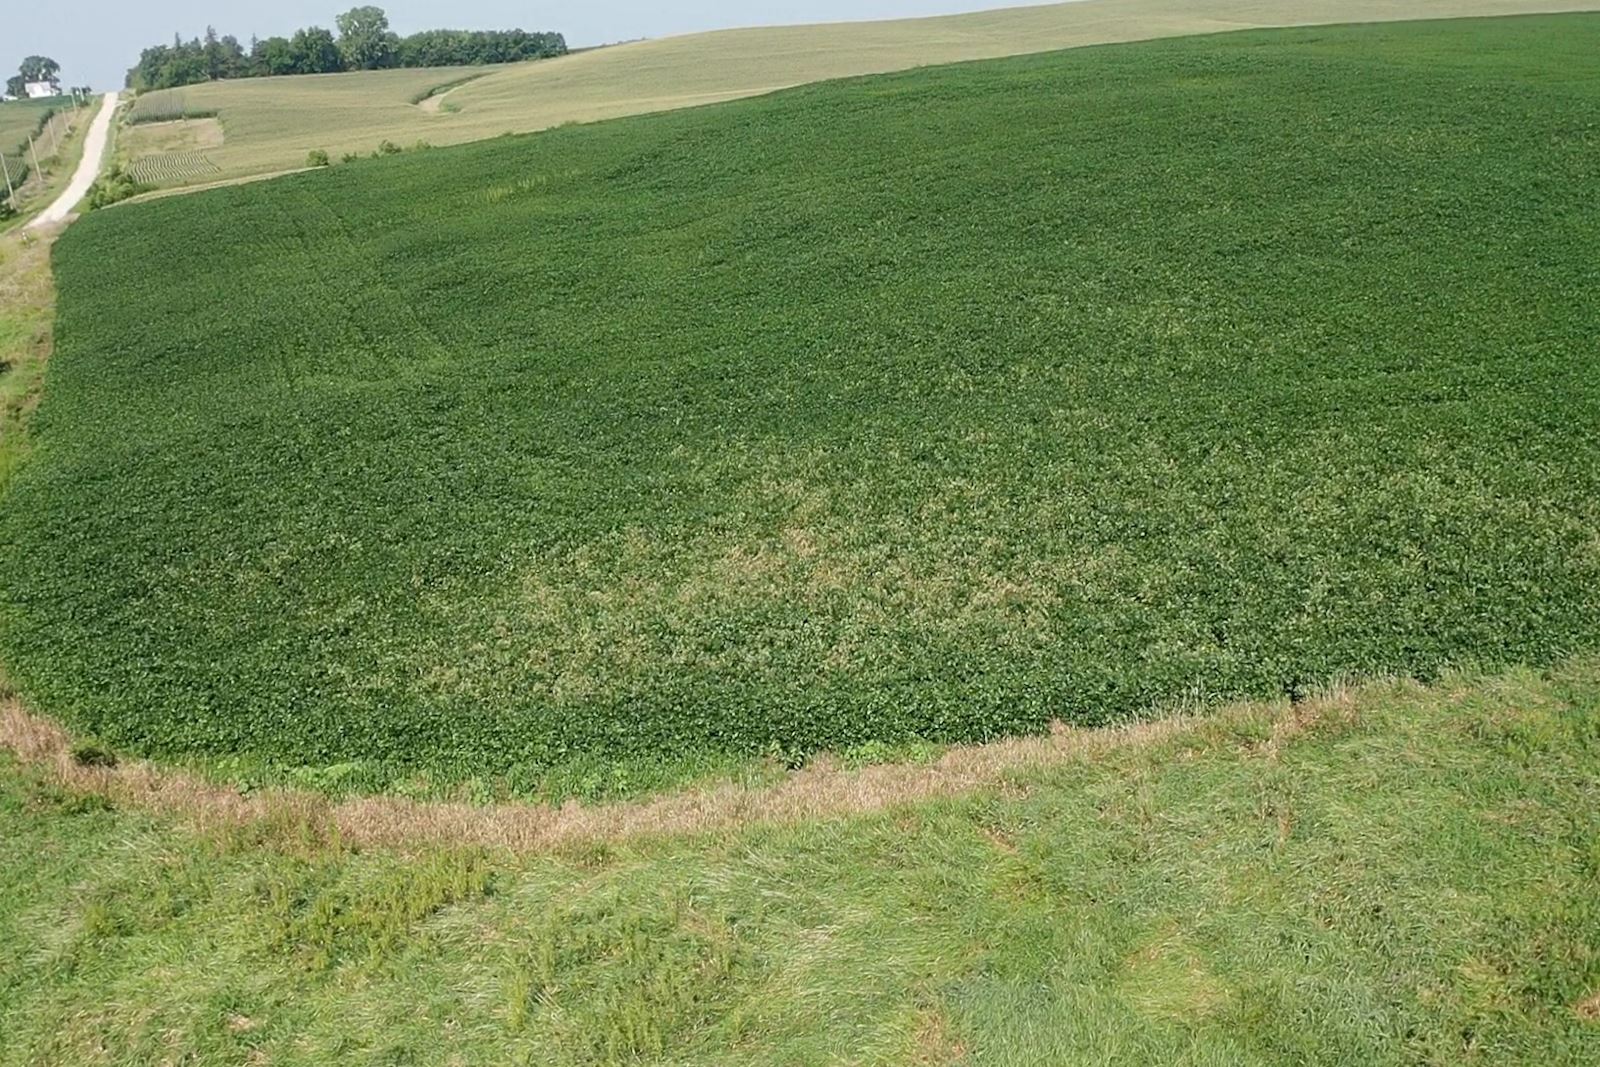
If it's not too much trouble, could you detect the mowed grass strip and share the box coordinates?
[1,661,1597,1063]
[5,16,1600,790]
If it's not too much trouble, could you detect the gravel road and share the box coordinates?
[28,92,119,228]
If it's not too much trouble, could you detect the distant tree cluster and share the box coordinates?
[127,6,566,91]
[5,56,62,98]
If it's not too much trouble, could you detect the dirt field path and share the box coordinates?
[28,92,118,229]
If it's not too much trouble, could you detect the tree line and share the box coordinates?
[128,6,566,91]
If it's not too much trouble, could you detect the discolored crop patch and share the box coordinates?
[422,473,1068,711]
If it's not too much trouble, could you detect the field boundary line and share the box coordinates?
[0,685,1366,853]
[413,71,495,113]
[115,165,319,207]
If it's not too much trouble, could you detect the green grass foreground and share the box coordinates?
[1,662,1597,1063]
[4,16,1600,787]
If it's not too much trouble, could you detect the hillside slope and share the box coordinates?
[121,0,1600,188]
[0,99,61,197]
[6,15,1600,791]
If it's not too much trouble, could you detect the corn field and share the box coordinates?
[128,151,222,186]
[127,93,219,126]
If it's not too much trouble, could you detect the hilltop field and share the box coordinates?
[4,14,1598,798]
[115,0,1600,189]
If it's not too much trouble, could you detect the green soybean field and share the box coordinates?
[6,14,1599,795]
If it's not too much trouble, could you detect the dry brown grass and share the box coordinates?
[910,1008,969,1064]
[121,117,224,156]
[0,681,1362,854]
[0,698,329,837]
[0,230,51,303]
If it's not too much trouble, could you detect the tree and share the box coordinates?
[120,16,566,91]
[253,36,297,77]
[336,6,396,71]
[19,56,61,90]
[203,26,225,80]
[4,75,24,99]
[393,29,567,68]
[128,38,208,90]
[218,34,248,79]
[289,27,343,75]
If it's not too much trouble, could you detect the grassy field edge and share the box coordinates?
[2,655,1597,1063]
[0,231,57,482]
[0,655,1592,853]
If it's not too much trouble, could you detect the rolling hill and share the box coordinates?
[117,0,1600,190]
[5,14,1598,795]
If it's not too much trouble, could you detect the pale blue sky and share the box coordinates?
[10,1,1062,91]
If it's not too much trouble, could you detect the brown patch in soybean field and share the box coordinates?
[422,471,1069,706]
